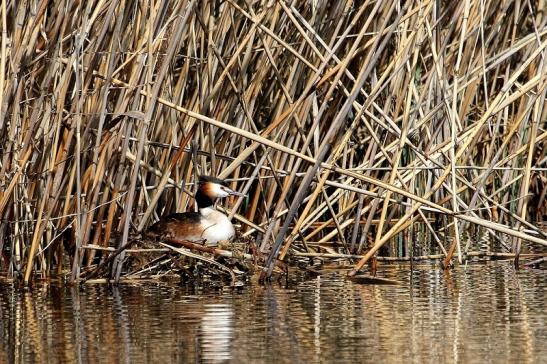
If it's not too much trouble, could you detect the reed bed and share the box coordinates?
[0,0,545,284]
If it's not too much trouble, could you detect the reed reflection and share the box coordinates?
[0,264,545,363]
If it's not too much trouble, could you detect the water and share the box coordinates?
[1,263,546,363]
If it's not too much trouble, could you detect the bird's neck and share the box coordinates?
[195,189,214,210]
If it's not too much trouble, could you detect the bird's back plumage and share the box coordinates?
[147,212,206,242]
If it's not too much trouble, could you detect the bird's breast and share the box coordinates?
[200,210,235,244]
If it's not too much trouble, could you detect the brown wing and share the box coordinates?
[146,213,205,241]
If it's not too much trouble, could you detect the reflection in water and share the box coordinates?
[199,304,233,362]
[314,276,321,363]
[0,263,546,363]
[112,287,132,364]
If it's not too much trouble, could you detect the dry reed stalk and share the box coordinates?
[513,70,546,265]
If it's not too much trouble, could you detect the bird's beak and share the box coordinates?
[228,188,246,197]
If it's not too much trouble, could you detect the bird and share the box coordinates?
[146,175,244,245]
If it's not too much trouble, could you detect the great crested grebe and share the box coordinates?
[147,176,244,244]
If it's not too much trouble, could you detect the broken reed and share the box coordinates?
[0,0,546,283]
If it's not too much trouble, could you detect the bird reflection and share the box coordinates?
[198,303,234,362]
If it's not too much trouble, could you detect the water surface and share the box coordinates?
[1,263,545,363]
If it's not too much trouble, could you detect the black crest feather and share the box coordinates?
[198,175,228,186]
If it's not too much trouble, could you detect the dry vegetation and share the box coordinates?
[0,0,546,284]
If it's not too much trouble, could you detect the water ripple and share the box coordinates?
[0,263,546,363]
